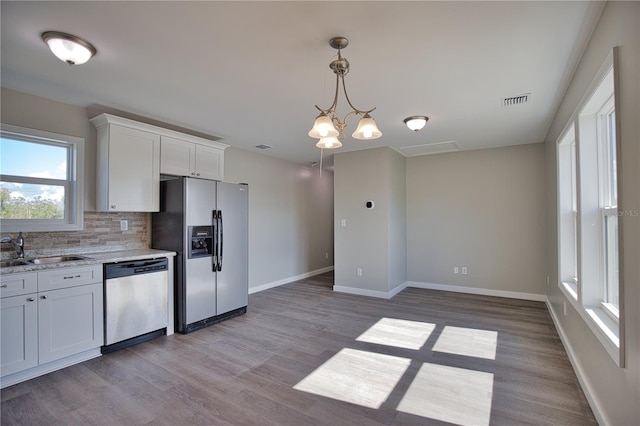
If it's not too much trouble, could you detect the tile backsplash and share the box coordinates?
[0,212,150,260]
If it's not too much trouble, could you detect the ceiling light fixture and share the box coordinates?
[308,36,382,149]
[42,31,96,65]
[403,116,429,132]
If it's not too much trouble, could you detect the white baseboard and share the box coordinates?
[407,281,546,302]
[248,266,334,294]
[333,281,408,299]
[545,298,607,426]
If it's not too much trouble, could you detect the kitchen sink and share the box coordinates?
[28,255,90,264]
[0,259,29,268]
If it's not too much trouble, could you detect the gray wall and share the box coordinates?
[224,148,334,290]
[334,147,406,295]
[1,88,334,292]
[1,87,98,211]
[406,143,546,297]
[543,2,639,424]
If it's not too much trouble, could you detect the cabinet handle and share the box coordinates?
[191,172,196,176]
[63,275,81,280]
[41,295,48,299]
[0,284,7,288]
[196,173,200,176]
[111,205,117,209]
[27,297,35,302]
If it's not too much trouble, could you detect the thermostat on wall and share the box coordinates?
[365,201,375,209]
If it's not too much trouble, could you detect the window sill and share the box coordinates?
[558,282,622,367]
[560,281,578,300]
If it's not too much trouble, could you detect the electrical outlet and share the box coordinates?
[356,268,363,277]
[120,220,128,231]
[341,219,347,227]
[454,266,459,274]
[461,266,468,275]
[325,252,329,259]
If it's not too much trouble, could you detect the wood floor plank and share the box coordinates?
[1,272,596,425]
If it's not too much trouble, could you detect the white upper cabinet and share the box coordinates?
[91,114,228,212]
[160,136,193,177]
[91,114,160,212]
[160,136,225,181]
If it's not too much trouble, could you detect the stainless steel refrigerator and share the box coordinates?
[152,176,248,334]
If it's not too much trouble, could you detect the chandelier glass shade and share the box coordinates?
[308,37,381,149]
[316,137,343,149]
[308,113,340,139]
[352,113,383,140]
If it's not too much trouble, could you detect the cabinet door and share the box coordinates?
[160,136,195,176]
[107,125,160,211]
[1,294,38,376]
[38,283,104,364]
[195,144,223,180]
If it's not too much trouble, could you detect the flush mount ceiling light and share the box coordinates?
[308,36,382,149]
[403,116,429,132]
[42,31,96,65]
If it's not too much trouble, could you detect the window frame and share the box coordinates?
[0,124,84,232]
[557,126,578,294]
[555,48,624,367]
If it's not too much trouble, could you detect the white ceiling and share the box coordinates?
[1,1,604,165]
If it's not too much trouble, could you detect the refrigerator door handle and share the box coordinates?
[212,210,218,272]
[218,210,223,272]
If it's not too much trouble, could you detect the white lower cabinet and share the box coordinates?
[38,283,103,365]
[0,265,104,387]
[0,293,38,376]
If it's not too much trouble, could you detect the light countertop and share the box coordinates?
[0,249,176,274]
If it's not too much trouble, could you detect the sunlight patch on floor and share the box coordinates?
[355,318,436,350]
[293,348,410,409]
[432,326,498,360]
[397,362,494,426]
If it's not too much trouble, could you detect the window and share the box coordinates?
[598,104,618,315]
[556,50,622,366]
[0,124,84,232]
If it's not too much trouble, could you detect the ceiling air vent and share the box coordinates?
[255,144,272,150]
[502,93,531,107]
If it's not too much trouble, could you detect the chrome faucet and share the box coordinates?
[1,231,25,259]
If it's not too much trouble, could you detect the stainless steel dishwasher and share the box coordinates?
[102,258,168,353]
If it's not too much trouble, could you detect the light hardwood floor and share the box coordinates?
[1,272,596,425]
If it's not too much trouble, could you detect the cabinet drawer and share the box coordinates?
[38,265,103,292]
[0,272,38,298]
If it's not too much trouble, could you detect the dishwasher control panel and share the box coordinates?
[104,258,168,279]
[133,263,167,274]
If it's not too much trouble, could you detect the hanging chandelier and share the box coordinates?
[308,36,382,149]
